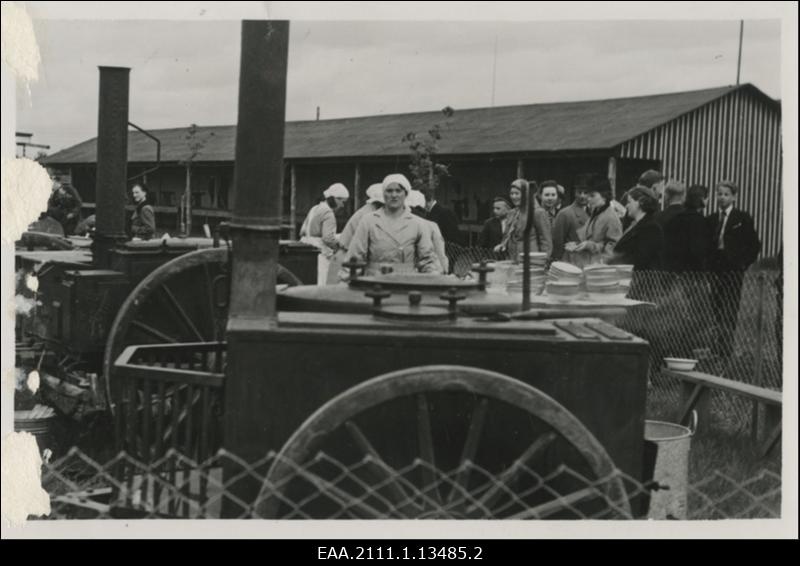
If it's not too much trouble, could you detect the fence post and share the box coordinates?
[751,272,767,441]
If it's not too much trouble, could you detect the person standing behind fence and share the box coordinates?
[551,185,589,261]
[609,186,663,272]
[662,184,710,273]
[495,179,552,261]
[567,179,621,267]
[539,180,562,228]
[300,182,350,285]
[478,195,512,250]
[706,180,761,360]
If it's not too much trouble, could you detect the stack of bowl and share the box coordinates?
[615,264,634,296]
[583,264,625,302]
[484,260,515,293]
[506,253,548,294]
[545,261,583,302]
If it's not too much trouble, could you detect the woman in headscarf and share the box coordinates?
[300,182,349,284]
[494,178,552,261]
[609,185,663,271]
[347,174,442,276]
[567,179,622,267]
[130,183,156,240]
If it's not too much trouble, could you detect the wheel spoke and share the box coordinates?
[446,398,488,504]
[131,320,179,343]
[160,284,205,342]
[345,421,421,515]
[416,394,441,506]
[468,431,557,515]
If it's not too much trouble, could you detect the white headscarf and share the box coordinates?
[365,183,385,204]
[406,190,426,210]
[323,183,349,199]
[382,173,411,193]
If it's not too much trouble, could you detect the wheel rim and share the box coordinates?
[256,365,631,520]
[104,247,301,415]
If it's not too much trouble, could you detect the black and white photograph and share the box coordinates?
[1,2,796,538]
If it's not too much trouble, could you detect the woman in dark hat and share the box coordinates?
[130,182,156,240]
[610,185,664,271]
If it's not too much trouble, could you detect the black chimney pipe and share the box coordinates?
[93,66,130,268]
[226,21,289,326]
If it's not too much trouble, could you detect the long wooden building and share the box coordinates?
[44,83,783,257]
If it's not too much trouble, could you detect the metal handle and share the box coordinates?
[688,410,698,436]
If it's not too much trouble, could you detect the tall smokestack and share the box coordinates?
[228,21,289,324]
[93,66,130,268]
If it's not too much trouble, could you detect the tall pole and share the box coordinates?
[491,35,498,107]
[736,20,743,85]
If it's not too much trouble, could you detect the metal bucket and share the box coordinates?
[643,412,696,519]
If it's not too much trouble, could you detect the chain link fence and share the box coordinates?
[36,447,780,520]
[447,243,782,435]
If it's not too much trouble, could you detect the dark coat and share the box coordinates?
[610,213,663,271]
[551,203,589,261]
[706,208,761,272]
[131,202,156,240]
[662,208,709,272]
[47,185,83,235]
[426,202,461,245]
[478,217,504,249]
[653,203,685,229]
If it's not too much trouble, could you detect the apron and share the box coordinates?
[301,235,342,285]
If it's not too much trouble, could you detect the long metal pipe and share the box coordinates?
[93,66,130,268]
[227,20,289,324]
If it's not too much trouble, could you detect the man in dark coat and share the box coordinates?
[478,196,512,250]
[706,181,761,360]
[46,180,83,235]
[663,184,710,273]
[424,190,461,245]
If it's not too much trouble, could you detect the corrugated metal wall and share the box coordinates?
[618,88,783,258]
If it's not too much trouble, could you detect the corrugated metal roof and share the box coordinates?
[44,84,774,165]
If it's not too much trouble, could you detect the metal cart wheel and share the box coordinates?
[256,365,632,519]
[103,247,301,414]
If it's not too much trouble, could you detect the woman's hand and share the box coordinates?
[493,244,505,253]
[564,241,577,252]
[573,241,591,252]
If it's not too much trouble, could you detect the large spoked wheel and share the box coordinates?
[256,366,631,520]
[104,247,302,414]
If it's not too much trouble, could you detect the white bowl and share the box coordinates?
[664,357,698,371]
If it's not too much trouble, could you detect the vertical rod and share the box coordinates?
[736,20,744,86]
[353,163,361,212]
[93,66,130,268]
[522,182,533,311]
[516,159,524,180]
[607,156,617,198]
[289,164,297,240]
[490,35,498,107]
[751,272,766,440]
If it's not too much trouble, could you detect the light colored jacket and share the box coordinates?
[573,204,622,265]
[301,201,339,255]
[552,203,589,261]
[348,208,442,276]
[424,218,449,274]
[500,206,553,260]
[339,202,379,251]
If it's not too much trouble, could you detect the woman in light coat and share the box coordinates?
[347,174,442,276]
[567,181,622,267]
[300,182,349,284]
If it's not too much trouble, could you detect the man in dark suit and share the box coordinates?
[706,180,761,360]
[478,196,512,250]
[424,190,461,245]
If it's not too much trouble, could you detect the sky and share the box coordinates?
[14,11,784,155]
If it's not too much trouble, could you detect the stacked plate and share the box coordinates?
[615,264,634,296]
[506,252,549,294]
[583,264,627,302]
[485,260,515,293]
[545,261,583,302]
